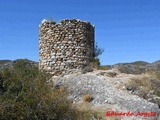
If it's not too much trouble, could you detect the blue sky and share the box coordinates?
[0,0,160,65]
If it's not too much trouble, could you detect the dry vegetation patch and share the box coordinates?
[128,73,160,98]
[82,94,93,102]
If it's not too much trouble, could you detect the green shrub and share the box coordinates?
[88,57,100,70]
[90,57,100,67]
[88,58,107,71]
[0,59,91,120]
[98,66,107,70]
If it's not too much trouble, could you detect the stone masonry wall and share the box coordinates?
[39,19,94,75]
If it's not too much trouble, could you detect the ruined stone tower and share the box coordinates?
[39,19,94,75]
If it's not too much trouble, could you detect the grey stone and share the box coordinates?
[53,73,160,119]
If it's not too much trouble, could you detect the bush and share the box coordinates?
[87,42,104,69]
[98,66,106,70]
[90,57,100,67]
[87,57,100,70]
[0,59,89,120]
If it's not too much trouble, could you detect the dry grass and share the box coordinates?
[82,94,93,102]
[128,74,160,97]
[74,103,122,120]
[104,72,117,78]
[59,85,66,93]
[72,102,103,120]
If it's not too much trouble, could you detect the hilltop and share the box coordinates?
[0,59,160,120]
[0,59,38,70]
[105,60,160,75]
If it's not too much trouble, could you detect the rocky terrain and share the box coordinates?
[52,69,160,120]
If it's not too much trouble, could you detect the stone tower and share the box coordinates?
[39,19,94,75]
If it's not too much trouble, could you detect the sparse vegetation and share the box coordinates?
[127,72,160,108]
[98,66,107,70]
[128,72,160,98]
[155,71,160,80]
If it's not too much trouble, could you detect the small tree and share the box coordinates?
[93,42,104,58]
[87,42,104,68]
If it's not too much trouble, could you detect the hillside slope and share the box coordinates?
[53,69,160,120]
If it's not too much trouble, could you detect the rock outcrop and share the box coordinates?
[53,70,160,120]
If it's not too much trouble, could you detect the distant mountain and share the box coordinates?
[0,60,12,65]
[106,60,160,74]
[0,59,38,71]
[0,60,13,70]
[146,60,160,71]
[151,60,160,65]
[114,61,149,66]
